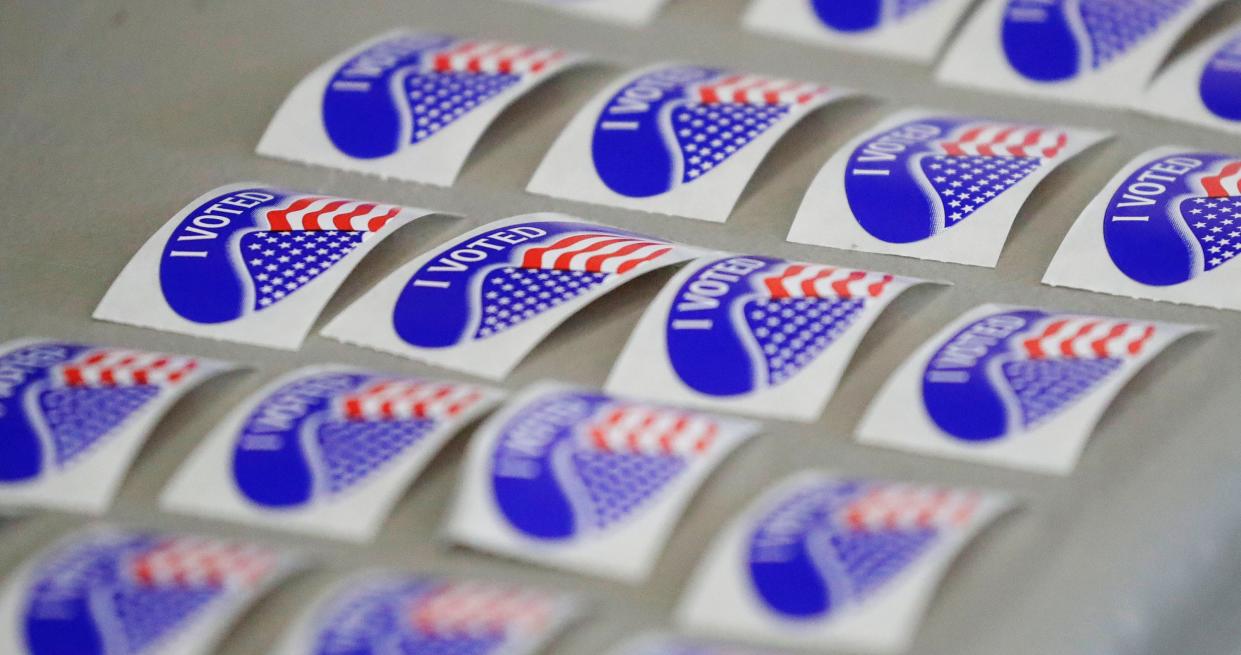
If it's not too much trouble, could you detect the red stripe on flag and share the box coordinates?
[1202,161,1241,198]
[265,197,319,232]
[1022,319,1067,359]
[614,246,670,274]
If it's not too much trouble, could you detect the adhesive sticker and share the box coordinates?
[273,571,582,655]
[607,633,793,655]
[94,183,437,350]
[787,109,1109,266]
[937,0,1222,106]
[528,64,850,222]
[322,214,704,379]
[857,304,1199,474]
[607,254,928,422]
[678,472,1012,654]
[1138,25,1241,134]
[0,339,229,514]
[743,0,980,62]
[1044,147,1241,310]
[446,382,758,582]
[258,31,583,186]
[161,366,502,542]
[504,0,671,25]
[0,526,300,655]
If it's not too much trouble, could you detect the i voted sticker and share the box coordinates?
[0,339,228,514]
[743,0,979,62]
[528,64,849,222]
[607,634,794,655]
[503,0,672,25]
[1138,26,1241,134]
[1045,147,1241,310]
[788,109,1108,266]
[678,472,1012,654]
[857,304,1199,474]
[607,254,928,422]
[323,214,703,379]
[446,382,758,582]
[0,526,300,655]
[258,31,583,186]
[938,0,1221,106]
[95,183,437,350]
[162,366,502,542]
[273,572,581,655]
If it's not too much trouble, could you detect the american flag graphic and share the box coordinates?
[339,380,484,421]
[53,349,199,388]
[1001,317,1156,428]
[839,485,981,532]
[585,404,719,455]
[409,582,556,639]
[474,232,675,340]
[938,126,1068,159]
[243,195,404,312]
[1078,0,1191,69]
[1184,162,1241,272]
[761,264,895,300]
[128,536,277,591]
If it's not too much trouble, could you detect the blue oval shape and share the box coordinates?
[1200,35,1241,121]
[0,342,89,483]
[1002,0,1081,82]
[845,120,955,243]
[811,0,883,32]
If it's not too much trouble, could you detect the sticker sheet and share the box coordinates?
[258,31,583,186]
[445,382,759,582]
[95,183,437,350]
[857,304,1199,475]
[162,366,503,542]
[1044,147,1241,310]
[527,63,850,222]
[0,338,229,514]
[607,254,928,422]
[323,214,704,379]
[0,526,300,655]
[273,571,582,655]
[607,634,793,655]
[743,0,980,63]
[678,472,1012,654]
[937,0,1222,106]
[1138,25,1241,134]
[504,0,672,26]
[787,109,1109,266]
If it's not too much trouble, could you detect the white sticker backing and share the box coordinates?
[258,30,584,186]
[1043,146,1241,311]
[743,0,980,63]
[322,213,704,380]
[786,109,1109,267]
[937,0,1221,107]
[678,472,1012,654]
[607,254,929,422]
[527,63,851,222]
[0,338,230,514]
[1139,25,1241,134]
[857,304,1199,475]
[0,526,301,655]
[162,366,503,542]
[445,381,759,582]
[504,0,671,25]
[94,183,438,350]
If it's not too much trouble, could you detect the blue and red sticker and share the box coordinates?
[446,383,757,581]
[1139,27,1241,133]
[161,367,501,542]
[0,339,222,513]
[679,473,1011,653]
[788,111,1106,266]
[95,184,434,349]
[259,32,580,186]
[608,254,924,421]
[277,574,578,655]
[323,215,700,379]
[529,65,843,222]
[858,305,1197,474]
[8,527,293,655]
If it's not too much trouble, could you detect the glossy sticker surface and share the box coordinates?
[1045,147,1241,310]
[446,382,758,581]
[95,183,436,349]
[679,472,1011,654]
[858,304,1199,474]
[1138,26,1241,133]
[258,31,582,186]
[323,214,702,379]
[608,254,927,421]
[528,64,848,222]
[0,339,227,513]
[788,109,1108,266]
[503,0,672,25]
[162,366,502,542]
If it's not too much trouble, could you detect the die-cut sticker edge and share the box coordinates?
[1137,26,1241,135]
[444,380,760,582]
[505,0,671,26]
[161,364,504,542]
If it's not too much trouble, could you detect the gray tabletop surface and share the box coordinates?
[5,1,1241,654]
